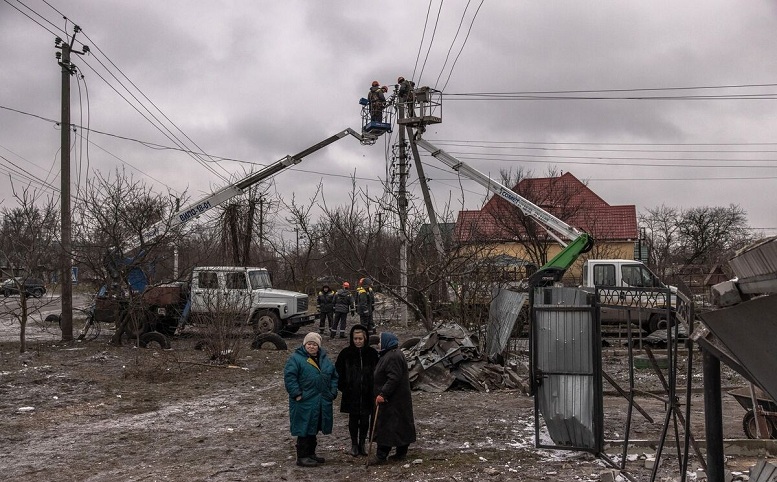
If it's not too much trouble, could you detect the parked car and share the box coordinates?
[1,277,46,298]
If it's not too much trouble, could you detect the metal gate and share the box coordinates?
[531,286,603,453]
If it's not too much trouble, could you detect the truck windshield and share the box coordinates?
[248,270,272,289]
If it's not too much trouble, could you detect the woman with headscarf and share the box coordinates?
[335,324,379,457]
[368,331,417,465]
[283,332,338,467]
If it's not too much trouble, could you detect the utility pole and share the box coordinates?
[397,104,409,327]
[55,27,87,341]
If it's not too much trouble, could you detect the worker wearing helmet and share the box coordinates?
[332,282,355,339]
[356,278,376,334]
[368,81,387,122]
[397,76,415,117]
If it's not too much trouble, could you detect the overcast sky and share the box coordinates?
[2,0,776,241]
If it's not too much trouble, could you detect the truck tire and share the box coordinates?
[139,331,171,350]
[252,310,281,334]
[252,333,287,350]
[648,313,675,334]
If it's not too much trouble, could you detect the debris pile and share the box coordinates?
[404,322,527,393]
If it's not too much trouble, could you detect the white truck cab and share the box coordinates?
[189,266,314,334]
[581,259,676,333]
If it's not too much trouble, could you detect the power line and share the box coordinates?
[434,0,471,89]
[440,0,484,92]
[417,0,445,86]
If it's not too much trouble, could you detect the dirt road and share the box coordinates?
[0,320,771,481]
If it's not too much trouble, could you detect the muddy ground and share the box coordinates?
[0,309,774,481]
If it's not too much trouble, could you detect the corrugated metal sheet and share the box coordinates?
[699,294,777,403]
[533,287,601,452]
[486,288,527,360]
[729,236,777,280]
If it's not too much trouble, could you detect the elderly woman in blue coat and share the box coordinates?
[284,331,338,467]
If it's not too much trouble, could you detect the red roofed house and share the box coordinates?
[454,172,638,282]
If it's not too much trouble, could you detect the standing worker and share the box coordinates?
[397,76,415,117]
[335,324,379,457]
[332,281,355,339]
[283,332,338,467]
[316,284,335,335]
[356,278,376,334]
[368,80,388,122]
[368,332,417,465]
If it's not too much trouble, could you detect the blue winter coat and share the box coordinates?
[283,345,339,436]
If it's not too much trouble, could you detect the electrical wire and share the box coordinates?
[417,0,445,86]
[411,0,434,86]
[434,0,471,90]
[440,0,484,92]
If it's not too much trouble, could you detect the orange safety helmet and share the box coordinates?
[343,281,350,289]
[371,80,380,87]
[358,277,365,286]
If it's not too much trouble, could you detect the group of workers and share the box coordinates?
[316,278,375,338]
[367,76,415,122]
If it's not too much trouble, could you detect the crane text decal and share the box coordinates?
[179,201,212,223]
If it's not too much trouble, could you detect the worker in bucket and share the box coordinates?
[283,332,338,467]
[335,324,379,457]
[368,80,388,122]
[367,332,417,466]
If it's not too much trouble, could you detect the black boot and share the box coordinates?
[358,441,368,456]
[310,437,325,463]
[350,443,360,457]
[296,437,319,467]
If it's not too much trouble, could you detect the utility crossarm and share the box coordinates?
[414,137,594,286]
[129,128,366,252]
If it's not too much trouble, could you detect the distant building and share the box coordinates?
[452,172,638,282]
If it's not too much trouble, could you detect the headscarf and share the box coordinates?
[379,332,398,356]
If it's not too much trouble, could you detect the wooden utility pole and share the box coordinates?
[55,28,86,341]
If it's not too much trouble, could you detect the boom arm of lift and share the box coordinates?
[125,128,367,255]
[413,137,594,287]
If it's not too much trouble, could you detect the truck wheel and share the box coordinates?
[252,310,281,334]
[139,331,171,350]
[648,313,675,334]
[32,288,44,298]
[252,333,287,350]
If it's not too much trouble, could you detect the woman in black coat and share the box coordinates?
[335,324,379,456]
[369,331,417,465]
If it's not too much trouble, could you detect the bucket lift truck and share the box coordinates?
[97,127,371,343]
[412,136,594,287]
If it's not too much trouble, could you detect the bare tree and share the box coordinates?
[0,187,58,352]
[677,204,752,266]
[639,205,680,278]
[71,168,186,344]
[640,204,752,278]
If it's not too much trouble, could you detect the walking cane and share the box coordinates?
[365,403,380,467]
